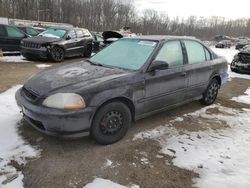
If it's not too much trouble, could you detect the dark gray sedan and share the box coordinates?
[15,36,228,145]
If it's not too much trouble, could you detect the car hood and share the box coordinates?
[22,36,61,44]
[23,62,129,96]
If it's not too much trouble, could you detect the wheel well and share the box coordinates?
[93,97,135,122]
[213,75,221,86]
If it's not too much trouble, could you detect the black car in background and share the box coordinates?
[0,24,29,52]
[16,36,228,144]
[21,27,93,62]
[215,40,232,48]
[17,26,40,37]
[235,40,249,50]
[231,45,250,73]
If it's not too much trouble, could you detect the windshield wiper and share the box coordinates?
[86,59,103,67]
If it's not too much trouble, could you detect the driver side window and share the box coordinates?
[155,40,184,68]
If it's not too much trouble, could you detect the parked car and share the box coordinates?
[235,40,249,50]
[231,44,250,73]
[16,26,40,36]
[21,27,93,62]
[0,24,29,51]
[15,36,228,145]
[215,40,232,48]
[92,32,105,53]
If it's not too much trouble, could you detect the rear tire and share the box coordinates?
[50,46,65,62]
[201,79,219,106]
[91,102,131,145]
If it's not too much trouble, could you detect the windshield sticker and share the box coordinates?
[138,41,157,47]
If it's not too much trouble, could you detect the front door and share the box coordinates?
[143,40,188,114]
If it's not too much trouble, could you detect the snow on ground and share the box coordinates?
[211,47,238,63]
[36,64,52,69]
[0,86,40,188]
[0,55,30,63]
[84,178,139,188]
[232,88,250,105]
[134,104,250,188]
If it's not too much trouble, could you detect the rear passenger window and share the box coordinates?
[76,30,84,38]
[6,26,25,38]
[204,48,212,61]
[155,40,183,67]
[184,40,206,64]
[68,30,77,39]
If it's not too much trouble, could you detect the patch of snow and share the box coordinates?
[229,70,250,80]
[84,178,139,188]
[0,86,40,188]
[104,159,113,168]
[140,157,149,165]
[134,104,250,188]
[0,56,30,63]
[232,88,250,105]
[36,64,52,69]
[211,47,238,63]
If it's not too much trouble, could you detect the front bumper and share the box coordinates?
[15,88,95,138]
[21,46,49,59]
[231,61,250,74]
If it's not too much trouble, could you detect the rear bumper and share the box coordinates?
[15,88,95,138]
[220,72,229,87]
[21,47,49,59]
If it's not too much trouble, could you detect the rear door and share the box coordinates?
[64,30,78,56]
[143,40,188,113]
[75,29,86,55]
[1,25,26,51]
[182,40,213,99]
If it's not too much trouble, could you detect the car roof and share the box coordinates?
[126,35,196,42]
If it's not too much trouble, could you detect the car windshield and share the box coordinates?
[90,39,157,70]
[39,28,67,38]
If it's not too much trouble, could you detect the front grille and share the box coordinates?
[22,87,39,101]
[240,54,250,64]
[22,41,41,49]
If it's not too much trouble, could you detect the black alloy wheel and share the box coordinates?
[201,79,219,105]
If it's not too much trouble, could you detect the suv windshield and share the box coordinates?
[39,28,67,38]
[90,39,157,70]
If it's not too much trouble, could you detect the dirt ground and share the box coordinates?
[1,59,250,188]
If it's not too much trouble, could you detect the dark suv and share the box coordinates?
[16,36,228,145]
[0,24,29,51]
[21,27,93,62]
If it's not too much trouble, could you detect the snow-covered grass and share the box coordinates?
[36,64,52,69]
[0,86,40,188]
[0,55,30,63]
[84,178,139,188]
[232,88,250,105]
[134,104,250,188]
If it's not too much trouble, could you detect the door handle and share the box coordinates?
[181,72,187,77]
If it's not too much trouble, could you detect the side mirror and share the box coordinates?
[148,60,169,72]
[66,35,71,40]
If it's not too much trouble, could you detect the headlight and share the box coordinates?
[42,93,86,110]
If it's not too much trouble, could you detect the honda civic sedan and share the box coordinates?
[15,36,228,145]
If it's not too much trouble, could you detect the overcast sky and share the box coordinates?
[134,0,250,19]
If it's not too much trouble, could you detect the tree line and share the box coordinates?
[0,0,250,39]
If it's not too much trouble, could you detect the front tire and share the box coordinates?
[50,46,65,62]
[84,44,92,58]
[91,102,131,145]
[201,79,219,105]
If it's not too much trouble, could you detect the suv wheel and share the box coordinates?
[91,102,131,145]
[201,78,219,105]
[84,44,92,58]
[50,46,65,62]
